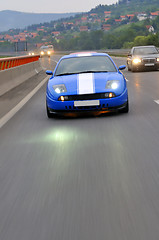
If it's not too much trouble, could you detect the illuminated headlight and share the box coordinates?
[132,58,141,64]
[106,80,119,90]
[41,51,44,55]
[47,51,51,55]
[29,53,31,56]
[157,58,159,62]
[32,52,35,55]
[53,84,67,94]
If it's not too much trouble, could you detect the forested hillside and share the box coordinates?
[1,0,159,51]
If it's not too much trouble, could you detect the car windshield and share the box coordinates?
[133,47,158,55]
[41,46,49,49]
[55,56,117,76]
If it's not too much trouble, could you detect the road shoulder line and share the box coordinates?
[0,76,49,129]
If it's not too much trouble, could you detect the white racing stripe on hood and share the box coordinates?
[77,73,95,95]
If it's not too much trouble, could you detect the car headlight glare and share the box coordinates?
[53,84,67,93]
[106,80,119,90]
[41,51,44,55]
[133,58,141,64]
[47,51,51,55]
[157,58,159,62]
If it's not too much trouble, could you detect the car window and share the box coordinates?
[55,56,117,76]
[133,47,158,55]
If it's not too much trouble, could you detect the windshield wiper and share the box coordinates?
[55,70,108,76]
[55,72,78,76]
[77,70,108,74]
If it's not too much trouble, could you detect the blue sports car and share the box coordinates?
[46,52,129,118]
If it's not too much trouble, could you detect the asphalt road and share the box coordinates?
[1,55,159,240]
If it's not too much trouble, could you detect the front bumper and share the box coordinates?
[46,88,128,113]
[132,61,159,70]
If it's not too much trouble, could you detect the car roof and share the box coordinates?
[61,52,110,60]
[133,45,156,49]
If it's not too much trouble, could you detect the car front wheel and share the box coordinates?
[119,100,129,113]
[46,104,54,118]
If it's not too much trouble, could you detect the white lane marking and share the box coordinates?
[0,76,49,129]
[77,73,94,95]
[154,100,159,104]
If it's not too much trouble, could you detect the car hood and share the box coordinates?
[48,72,125,96]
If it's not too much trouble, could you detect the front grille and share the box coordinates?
[66,93,111,101]
[142,58,155,64]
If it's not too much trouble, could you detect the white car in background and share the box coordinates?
[40,45,54,57]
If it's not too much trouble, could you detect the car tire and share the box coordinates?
[131,65,136,72]
[127,64,131,71]
[46,104,54,118]
[119,100,129,113]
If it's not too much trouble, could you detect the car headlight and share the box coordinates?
[106,80,119,90]
[47,51,51,55]
[157,58,159,62]
[132,58,141,64]
[41,51,44,55]
[53,84,67,93]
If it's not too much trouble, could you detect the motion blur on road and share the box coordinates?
[1,54,159,240]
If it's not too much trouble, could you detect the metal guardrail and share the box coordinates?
[0,55,40,71]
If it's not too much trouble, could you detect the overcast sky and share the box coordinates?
[0,0,117,13]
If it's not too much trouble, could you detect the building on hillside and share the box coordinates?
[137,13,148,21]
[52,31,60,36]
[120,15,127,21]
[90,13,98,17]
[79,26,89,32]
[115,19,122,23]
[93,19,101,23]
[104,11,111,17]
[150,12,159,20]
[37,28,45,32]
[81,16,88,22]
[126,14,135,21]
[146,25,155,33]
[101,24,111,31]
[105,18,110,22]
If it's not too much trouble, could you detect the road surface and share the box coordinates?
[0,55,159,240]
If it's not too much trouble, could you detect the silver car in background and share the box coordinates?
[127,45,159,72]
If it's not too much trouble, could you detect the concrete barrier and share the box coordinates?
[0,60,43,96]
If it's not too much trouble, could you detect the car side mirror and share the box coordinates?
[46,70,53,75]
[119,65,126,70]
[128,53,132,57]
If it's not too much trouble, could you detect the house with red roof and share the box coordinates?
[150,12,159,19]
[101,24,111,31]
[104,11,111,17]
[126,14,135,20]
[105,18,110,22]
[146,25,154,33]
[79,26,89,32]
[81,16,88,22]
[115,19,122,23]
